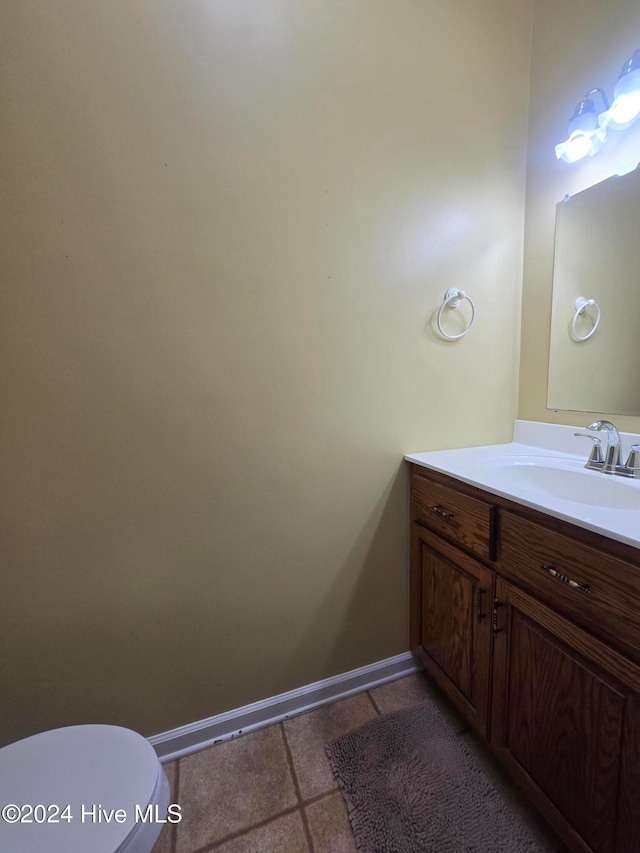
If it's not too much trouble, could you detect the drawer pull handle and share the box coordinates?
[478,587,487,622]
[493,599,504,637]
[540,564,591,594]
[430,504,455,521]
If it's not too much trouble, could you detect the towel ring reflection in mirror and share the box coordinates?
[436,288,476,340]
[571,296,601,341]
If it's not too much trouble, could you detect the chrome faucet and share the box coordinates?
[587,420,622,473]
[574,420,640,478]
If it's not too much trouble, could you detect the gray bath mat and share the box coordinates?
[326,700,545,852]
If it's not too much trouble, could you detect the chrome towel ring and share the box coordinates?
[436,288,476,340]
[571,296,601,341]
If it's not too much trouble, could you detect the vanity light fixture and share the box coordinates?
[555,90,608,163]
[556,49,640,163]
[598,49,640,131]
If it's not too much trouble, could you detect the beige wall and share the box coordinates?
[519,0,640,429]
[0,0,531,744]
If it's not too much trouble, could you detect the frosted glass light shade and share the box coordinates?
[555,129,605,162]
[598,52,640,131]
[555,103,606,163]
[598,87,640,130]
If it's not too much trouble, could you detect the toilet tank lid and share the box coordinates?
[0,724,164,853]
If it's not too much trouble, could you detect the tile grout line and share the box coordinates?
[189,805,302,853]
[301,788,343,809]
[366,690,382,716]
[280,722,315,852]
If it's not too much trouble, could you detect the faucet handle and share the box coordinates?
[574,433,604,465]
[624,444,640,472]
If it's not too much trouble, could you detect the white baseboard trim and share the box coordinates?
[149,651,420,763]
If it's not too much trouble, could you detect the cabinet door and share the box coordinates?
[411,526,493,737]
[491,578,640,853]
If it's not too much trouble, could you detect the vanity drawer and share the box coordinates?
[499,511,640,658]
[411,471,495,560]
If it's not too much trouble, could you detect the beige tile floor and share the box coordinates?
[152,672,567,853]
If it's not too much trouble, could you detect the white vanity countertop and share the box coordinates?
[405,420,640,551]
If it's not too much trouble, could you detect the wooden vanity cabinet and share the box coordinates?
[410,467,496,737]
[409,462,640,853]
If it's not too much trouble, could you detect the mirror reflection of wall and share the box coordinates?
[547,166,640,415]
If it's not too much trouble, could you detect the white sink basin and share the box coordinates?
[484,456,640,511]
[406,423,640,550]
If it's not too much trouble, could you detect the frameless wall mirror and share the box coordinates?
[547,165,640,415]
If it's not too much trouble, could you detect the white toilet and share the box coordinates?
[0,724,171,853]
